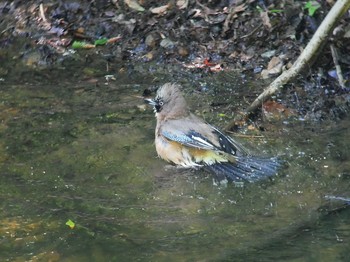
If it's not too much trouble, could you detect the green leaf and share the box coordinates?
[105,112,119,119]
[304,1,321,16]
[269,9,284,13]
[72,41,95,49]
[66,219,75,229]
[72,41,85,49]
[94,38,108,46]
[256,5,263,13]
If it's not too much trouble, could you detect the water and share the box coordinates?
[0,65,349,261]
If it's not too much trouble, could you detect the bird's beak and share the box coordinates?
[144,98,156,106]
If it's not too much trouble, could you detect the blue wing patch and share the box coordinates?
[161,130,215,150]
[162,130,193,144]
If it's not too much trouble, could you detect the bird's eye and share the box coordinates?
[154,99,164,113]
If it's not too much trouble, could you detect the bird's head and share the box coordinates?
[145,83,189,118]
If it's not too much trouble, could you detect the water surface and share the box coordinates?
[0,66,349,261]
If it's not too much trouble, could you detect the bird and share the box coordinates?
[145,83,281,183]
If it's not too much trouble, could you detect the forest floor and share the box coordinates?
[0,0,349,123]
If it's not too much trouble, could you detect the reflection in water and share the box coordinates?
[0,73,349,261]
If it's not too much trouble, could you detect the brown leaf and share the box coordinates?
[233,3,247,13]
[261,56,283,79]
[124,0,145,12]
[262,101,295,120]
[107,36,122,44]
[143,51,155,61]
[150,4,169,14]
[267,56,283,71]
[222,4,246,35]
[260,11,271,29]
[196,0,219,15]
[177,0,188,9]
[209,64,223,72]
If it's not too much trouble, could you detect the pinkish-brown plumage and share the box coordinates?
[146,83,281,183]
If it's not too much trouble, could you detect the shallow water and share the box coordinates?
[0,64,349,261]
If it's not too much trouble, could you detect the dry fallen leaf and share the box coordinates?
[209,64,223,72]
[261,56,283,79]
[183,58,223,72]
[150,4,169,14]
[222,4,246,35]
[176,0,188,9]
[107,36,122,44]
[233,3,247,13]
[262,101,295,120]
[260,11,271,29]
[124,0,145,12]
[267,56,283,71]
[143,51,155,61]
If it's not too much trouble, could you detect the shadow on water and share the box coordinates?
[0,66,349,261]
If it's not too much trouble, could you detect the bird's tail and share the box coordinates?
[205,156,282,183]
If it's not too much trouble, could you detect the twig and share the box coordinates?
[0,24,14,35]
[225,131,265,138]
[39,3,51,29]
[240,24,263,39]
[226,0,350,130]
[330,43,346,89]
[39,3,48,23]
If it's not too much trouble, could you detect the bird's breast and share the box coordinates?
[155,135,227,167]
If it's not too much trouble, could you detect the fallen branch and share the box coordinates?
[226,0,350,130]
[330,43,346,89]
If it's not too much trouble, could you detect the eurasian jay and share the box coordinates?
[146,83,281,183]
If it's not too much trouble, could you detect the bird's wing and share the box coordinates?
[209,125,248,156]
[161,127,216,150]
[159,116,217,150]
[159,115,246,156]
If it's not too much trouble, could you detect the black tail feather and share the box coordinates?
[205,156,282,183]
